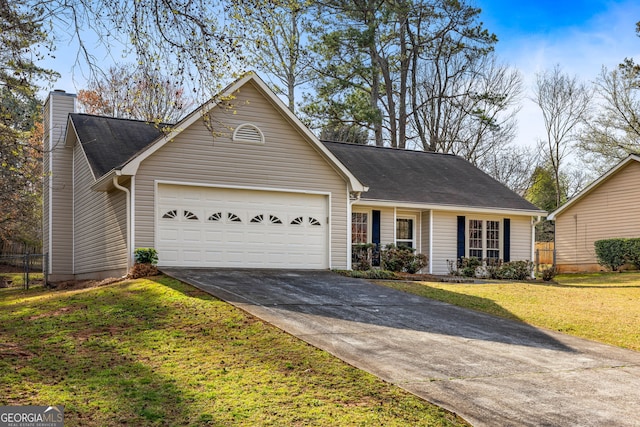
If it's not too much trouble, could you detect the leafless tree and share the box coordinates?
[533,65,591,209]
[412,54,523,165]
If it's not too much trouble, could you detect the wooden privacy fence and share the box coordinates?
[535,242,555,266]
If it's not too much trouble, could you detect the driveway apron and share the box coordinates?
[161,268,640,427]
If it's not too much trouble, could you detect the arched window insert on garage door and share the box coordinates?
[162,210,177,219]
[184,210,198,220]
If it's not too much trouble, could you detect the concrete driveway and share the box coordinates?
[161,268,640,427]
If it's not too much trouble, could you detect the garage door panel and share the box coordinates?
[157,185,328,268]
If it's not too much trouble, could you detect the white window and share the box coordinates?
[352,212,368,244]
[396,217,415,249]
[468,219,501,260]
[469,219,483,258]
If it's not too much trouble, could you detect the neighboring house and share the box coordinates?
[548,154,640,273]
[43,73,545,281]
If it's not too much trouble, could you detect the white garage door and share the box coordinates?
[156,184,329,268]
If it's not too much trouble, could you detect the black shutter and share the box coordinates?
[457,216,465,259]
[372,210,381,266]
[503,218,511,262]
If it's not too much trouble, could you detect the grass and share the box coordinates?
[0,276,468,426]
[377,272,640,351]
[0,272,43,287]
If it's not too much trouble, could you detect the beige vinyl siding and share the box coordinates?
[379,207,395,246]
[73,145,128,275]
[43,92,75,277]
[509,216,533,261]
[431,211,533,275]
[431,211,460,274]
[555,161,640,272]
[134,81,350,268]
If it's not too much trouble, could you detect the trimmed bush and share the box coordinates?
[594,239,631,271]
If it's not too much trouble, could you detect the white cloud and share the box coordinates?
[494,1,640,148]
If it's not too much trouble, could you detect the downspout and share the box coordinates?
[113,175,132,273]
[531,216,542,278]
[429,210,433,274]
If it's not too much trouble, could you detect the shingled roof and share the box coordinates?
[69,113,170,178]
[322,141,543,213]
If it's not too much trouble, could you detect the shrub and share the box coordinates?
[380,244,428,273]
[595,239,629,271]
[352,243,375,271]
[541,267,557,282]
[625,239,640,269]
[450,257,482,277]
[129,248,159,279]
[134,247,159,265]
[452,258,533,280]
[491,260,533,280]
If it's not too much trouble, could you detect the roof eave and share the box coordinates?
[548,154,640,220]
[356,198,546,217]
[90,169,133,192]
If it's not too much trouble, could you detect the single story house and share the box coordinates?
[548,154,640,273]
[43,73,545,281]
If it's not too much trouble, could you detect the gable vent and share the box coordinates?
[233,123,265,144]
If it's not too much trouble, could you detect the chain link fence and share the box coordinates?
[0,252,48,289]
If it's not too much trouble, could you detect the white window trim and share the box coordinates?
[351,209,372,244]
[396,214,417,249]
[466,218,503,259]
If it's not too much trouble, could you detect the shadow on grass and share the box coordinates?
[0,280,219,426]
[162,268,575,353]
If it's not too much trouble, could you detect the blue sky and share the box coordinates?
[473,0,640,148]
[41,1,640,149]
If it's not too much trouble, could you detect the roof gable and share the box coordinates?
[549,154,640,220]
[323,141,545,214]
[77,73,364,192]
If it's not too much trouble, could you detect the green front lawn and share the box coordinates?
[378,272,640,351]
[0,276,467,426]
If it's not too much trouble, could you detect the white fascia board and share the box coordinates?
[548,154,640,220]
[356,198,546,217]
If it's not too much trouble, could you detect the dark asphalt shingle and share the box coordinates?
[323,141,542,212]
[69,113,170,178]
